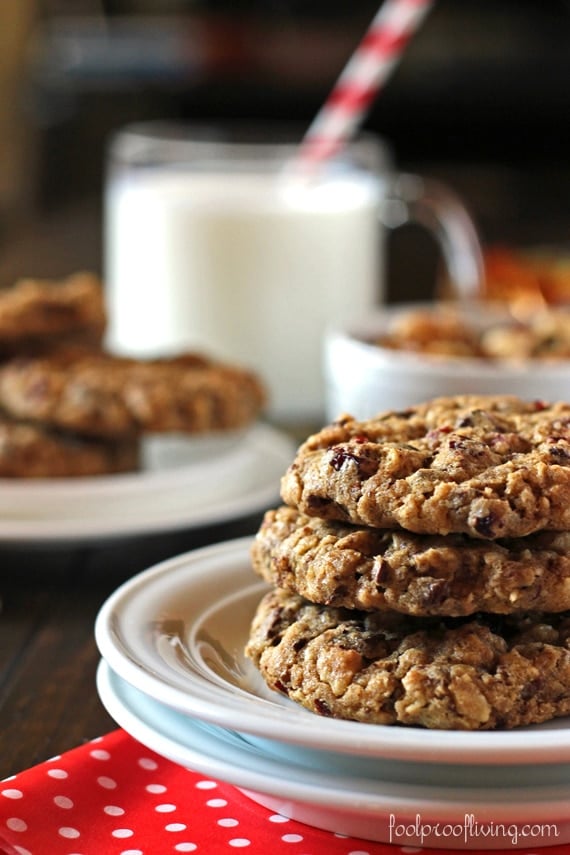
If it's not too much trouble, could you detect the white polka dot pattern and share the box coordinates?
[0,728,553,855]
[90,750,111,761]
[1,789,23,800]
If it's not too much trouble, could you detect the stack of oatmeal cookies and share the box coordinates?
[0,273,266,477]
[246,395,570,730]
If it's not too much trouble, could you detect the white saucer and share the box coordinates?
[0,424,294,544]
[96,660,570,849]
[94,537,570,778]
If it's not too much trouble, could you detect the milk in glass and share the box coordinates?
[105,167,382,422]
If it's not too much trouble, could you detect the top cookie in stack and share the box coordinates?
[246,395,570,730]
[280,395,570,540]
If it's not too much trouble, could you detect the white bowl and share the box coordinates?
[324,301,570,421]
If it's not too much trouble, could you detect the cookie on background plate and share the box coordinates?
[252,506,570,617]
[0,351,266,438]
[245,587,570,731]
[281,395,570,539]
[0,418,139,478]
[0,272,106,351]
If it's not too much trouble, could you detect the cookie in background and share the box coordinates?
[0,272,266,477]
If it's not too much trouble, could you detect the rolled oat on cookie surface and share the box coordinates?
[281,395,570,539]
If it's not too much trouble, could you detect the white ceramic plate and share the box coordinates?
[96,660,570,849]
[0,424,294,544]
[95,537,570,773]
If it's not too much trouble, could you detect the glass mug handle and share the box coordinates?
[382,173,485,300]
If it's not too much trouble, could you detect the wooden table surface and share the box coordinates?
[0,512,265,782]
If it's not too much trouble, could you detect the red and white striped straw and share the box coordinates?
[298,0,434,168]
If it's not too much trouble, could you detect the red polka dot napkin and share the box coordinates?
[0,728,567,855]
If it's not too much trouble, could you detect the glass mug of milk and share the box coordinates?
[104,123,483,424]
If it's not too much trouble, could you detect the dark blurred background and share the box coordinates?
[1,0,570,301]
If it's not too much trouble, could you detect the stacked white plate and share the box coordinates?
[95,537,570,849]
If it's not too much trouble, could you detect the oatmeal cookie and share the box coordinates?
[376,308,482,357]
[281,395,570,539]
[375,305,570,360]
[0,272,106,348]
[0,351,266,438]
[252,506,570,616]
[245,588,570,730]
[0,419,139,477]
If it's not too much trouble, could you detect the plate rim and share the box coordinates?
[95,537,570,766]
[96,659,570,818]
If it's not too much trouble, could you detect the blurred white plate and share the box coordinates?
[0,424,294,544]
[96,660,570,849]
[95,537,570,776]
